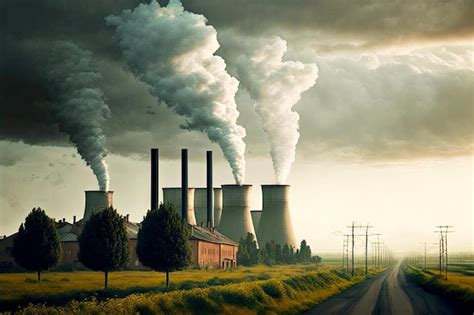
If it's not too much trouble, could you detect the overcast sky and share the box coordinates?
[1,0,472,253]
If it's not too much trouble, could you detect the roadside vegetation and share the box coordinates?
[0,265,312,311]
[14,267,375,315]
[404,264,474,312]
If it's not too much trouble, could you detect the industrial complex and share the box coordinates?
[0,149,297,271]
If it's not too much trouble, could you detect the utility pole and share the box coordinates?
[351,222,354,276]
[420,242,427,270]
[346,235,350,271]
[347,223,373,276]
[435,225,454,280]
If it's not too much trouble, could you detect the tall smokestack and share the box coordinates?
[163,187,196,225]
[257,185,296,248]
[206,151,214,227]
[83,191,113,221]
[151,148,159,210]
[181,149,188,223]
[218,185,257,244]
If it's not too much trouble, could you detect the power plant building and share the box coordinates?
[0,149,304,272]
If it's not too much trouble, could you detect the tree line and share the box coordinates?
[11,204,190,289]
[237,233,321,266]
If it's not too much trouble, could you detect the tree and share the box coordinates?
[261,241,276,265]
[282,244,290,264]
[275,243,283,264]
[299,240,312,263]
[78,207,129,290]
[136,203,191,287]
[12,208,61,281]
[237,233,258,266]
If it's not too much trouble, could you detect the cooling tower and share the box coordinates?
[214,188,223,226]
[218,185,257,244]
[257,185,296,248]
[83,191,113,221]
[251,210,262,236]
[163,187,196,225]
[194,188,223,227]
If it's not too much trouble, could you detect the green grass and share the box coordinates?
[404,264,474,312]
[15,267,376,315]
[0,265,329,312]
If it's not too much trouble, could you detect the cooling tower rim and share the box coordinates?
[162,187,196,190]
[85,190,114,193]
[192,187,223,190]
[221,184,252,187]
[251,210,262,213]
[261,184,290,187]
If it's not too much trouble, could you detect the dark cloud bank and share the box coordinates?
[1,0,472,167]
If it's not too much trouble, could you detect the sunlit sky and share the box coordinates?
[1,0,473,254]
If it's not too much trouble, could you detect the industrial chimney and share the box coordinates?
[150,148,159,210]
[206,150,213,227]
[218,185,257,244]
[163,187,196,225]
[181,149,188,223]
[250,210,262,237]
[83,191,113,221]
[257,185,297,248]
[194,188,223,227]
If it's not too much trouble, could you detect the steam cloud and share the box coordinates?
[229,37,318,183]
[106,0,247,184]
[45,41,111,191]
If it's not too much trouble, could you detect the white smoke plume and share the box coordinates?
[106,0,247,184]
[45,41,111,191]
[227,36,318,184]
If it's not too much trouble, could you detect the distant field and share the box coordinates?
[0,264,328,312]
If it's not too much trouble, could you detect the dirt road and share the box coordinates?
[305,261,458,315]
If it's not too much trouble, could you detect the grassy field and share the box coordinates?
[12,267,377,315]
[0,265,379,314]
[404,264,474,312]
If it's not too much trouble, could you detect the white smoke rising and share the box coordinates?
[227,36,318,184]
[45,41,111,191]
[106,0,247,184]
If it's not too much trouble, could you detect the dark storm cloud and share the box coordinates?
[183,0,474,49]
[0,0,472,165]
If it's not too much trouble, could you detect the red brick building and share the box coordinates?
[0,219,238,271]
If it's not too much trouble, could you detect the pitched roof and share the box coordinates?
[190,225,238,246]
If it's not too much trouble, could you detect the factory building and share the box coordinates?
[0,149,239,271]
[0,148,300,272]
